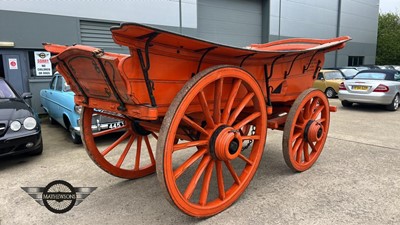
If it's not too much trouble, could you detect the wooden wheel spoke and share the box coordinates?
[115,134,135,168]
[144,136,156,165]
[93,125,127,138]
[225,161,241,185]
[173,149,207,179]
[173,140,208,152]
[134,136,142,171]
[228,92,255,126]
[183,155,212,200]
[310,97,319,112]
[296,142,303,163]
[198,90,215,128]
[222,79,242,123]
[316,118,326,123]
[309,141,318,153]
[151,132,158,139]
[238,154,253,165]
[303,141,310,162]
[303,100,312,120]
[199,160,215,205]
[292,131,302,140]
[182,115,209,136]
[213,78,223,124]
[292,138,303,154]
[101,131,130,156]
[216,160,225,200]
[311,105,324,120]
[233,111,260,130]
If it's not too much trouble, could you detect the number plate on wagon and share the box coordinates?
[353,86,369,91]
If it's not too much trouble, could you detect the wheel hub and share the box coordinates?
[209,125,243,161]
[304,120,324,142]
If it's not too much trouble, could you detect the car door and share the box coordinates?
[313,72,326,91]
[51,75,66,124]
[41,75,57,116]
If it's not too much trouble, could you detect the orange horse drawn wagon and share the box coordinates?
[44,23,350,217]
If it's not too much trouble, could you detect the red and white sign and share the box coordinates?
[34,51,52,76]
[8,58,18,70]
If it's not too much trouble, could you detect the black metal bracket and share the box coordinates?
[269,54,286,80]
[303,50,321,73]
[136,32,159,107]
[239,53,255,67]
[195,46,217,74]
[263,64,272,107]
[94,52,127,111]
[57,57,88,104]
[313,60,322,79]
[284,53,305,79]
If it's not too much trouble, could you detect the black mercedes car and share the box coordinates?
[0,78,43,157]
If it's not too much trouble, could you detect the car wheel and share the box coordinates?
[341,100,353,107]
[69,124,82,144]
[48,116,56,124]
[325,88,336,98]
[29,139,43,156]
[386,94,399,111]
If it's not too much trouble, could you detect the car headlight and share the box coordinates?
[23,117,37,130]
[74,105,82,114]
[10,121,21,131]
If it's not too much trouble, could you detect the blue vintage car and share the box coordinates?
[40,72,123,144]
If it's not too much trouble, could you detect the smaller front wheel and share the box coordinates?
[386,94,399,111]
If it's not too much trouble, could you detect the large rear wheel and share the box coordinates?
[81,107,157,179]
[156,65,267,217]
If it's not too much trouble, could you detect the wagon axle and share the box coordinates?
[304,120,324,142]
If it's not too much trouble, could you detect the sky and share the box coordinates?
[379,0,400,14]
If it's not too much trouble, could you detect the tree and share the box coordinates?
[376,12,400,65]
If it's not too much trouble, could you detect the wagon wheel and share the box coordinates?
[81,107,157,179]
[282,88,330,172]
[156,65,267,217]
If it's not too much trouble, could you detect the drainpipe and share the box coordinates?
[335,0,342,67]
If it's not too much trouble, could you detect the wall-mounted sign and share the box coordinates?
[8,58,18,70]
[34,51,52,76]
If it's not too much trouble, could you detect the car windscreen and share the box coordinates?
[0,80,17,99]
[325,71,343,79]
[354,72,386,80]
[340,69,358,77]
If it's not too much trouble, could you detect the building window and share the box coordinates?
[348,56,364,66]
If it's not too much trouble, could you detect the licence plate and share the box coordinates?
[108,122,124,129]
[353,86,369,91]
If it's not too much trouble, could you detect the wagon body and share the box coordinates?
[46,23,348,120]
[44,23,350,217]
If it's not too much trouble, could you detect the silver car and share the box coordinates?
[338,69,400,111]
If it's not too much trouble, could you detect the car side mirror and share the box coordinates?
[21,92,33,99]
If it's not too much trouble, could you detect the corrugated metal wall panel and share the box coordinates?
[80,20,121,48]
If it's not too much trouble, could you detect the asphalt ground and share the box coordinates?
[1,98,399,225]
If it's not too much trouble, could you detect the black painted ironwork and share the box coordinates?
[57,57,88,104]
[303,50,321,73]
[94,53,127,111]
[284,53,305,79]
[195,47,217,74]
[239,53,255,67]
[136,32,160,107]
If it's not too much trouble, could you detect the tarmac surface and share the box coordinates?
[1,98,399,225]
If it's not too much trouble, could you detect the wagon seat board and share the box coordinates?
[44,22,350,120]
